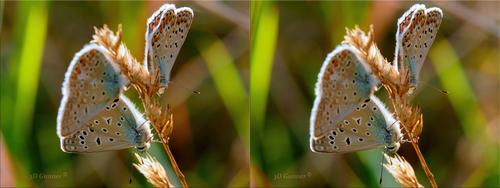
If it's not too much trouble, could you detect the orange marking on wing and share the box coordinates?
[332,59,337,65]
[80,58,86,67]
[149,23,154,32]
[327,66,333,74]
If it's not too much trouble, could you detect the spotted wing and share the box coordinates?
[144,4,193,88]
[57,44,129,137]
[311,95,401,153]
[60,95,152,153]
[310,45,379,139]
[394,4,442,88]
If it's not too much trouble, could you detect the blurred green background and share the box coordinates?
[1,1,249,187]
[250,1,499,187]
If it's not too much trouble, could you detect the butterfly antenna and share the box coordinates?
[152,138,163,143]
[128,154,134,184]
[137,119,150,130]
[148,131,160,143]
[146,128,165,144]
[379,152,385,184]
[420,81,448,95]
[169,80,200,94]
[388,119,400,130]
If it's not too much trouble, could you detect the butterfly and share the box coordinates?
[394,4,443,90]
[309,4,443,155]
[144,4,193,92]
[57,44,152,153]
[310,44,402,155]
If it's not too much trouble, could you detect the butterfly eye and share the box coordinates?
[136,142,150,152]
[385,142,400,155]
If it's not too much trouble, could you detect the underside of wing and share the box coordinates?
[394,4,443,87]
[60,95,151,153]
[311,96,399,153]
[144,4,193,88]
[310,44,379,138]
[61,129,133,153]
[58,44,128,137]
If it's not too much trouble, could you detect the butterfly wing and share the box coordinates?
[310,45,379,139]
[311,95,401,153]
[394,4,443,88]
[60,95,152,153]
[145,4,193,89]
[57,44,129,137]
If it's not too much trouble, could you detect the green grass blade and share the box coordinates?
[4,2,49,186]
[250,2,278,131]
[249,2,279,186]
[197,35,249,147]
[249,0,278,152]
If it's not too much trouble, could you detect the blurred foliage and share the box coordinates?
[1,1,249,187]
[250,0,279,177]
[249,1,499,187]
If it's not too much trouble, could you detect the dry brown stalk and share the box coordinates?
[344,25,437,188]
[92,25,188,188]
